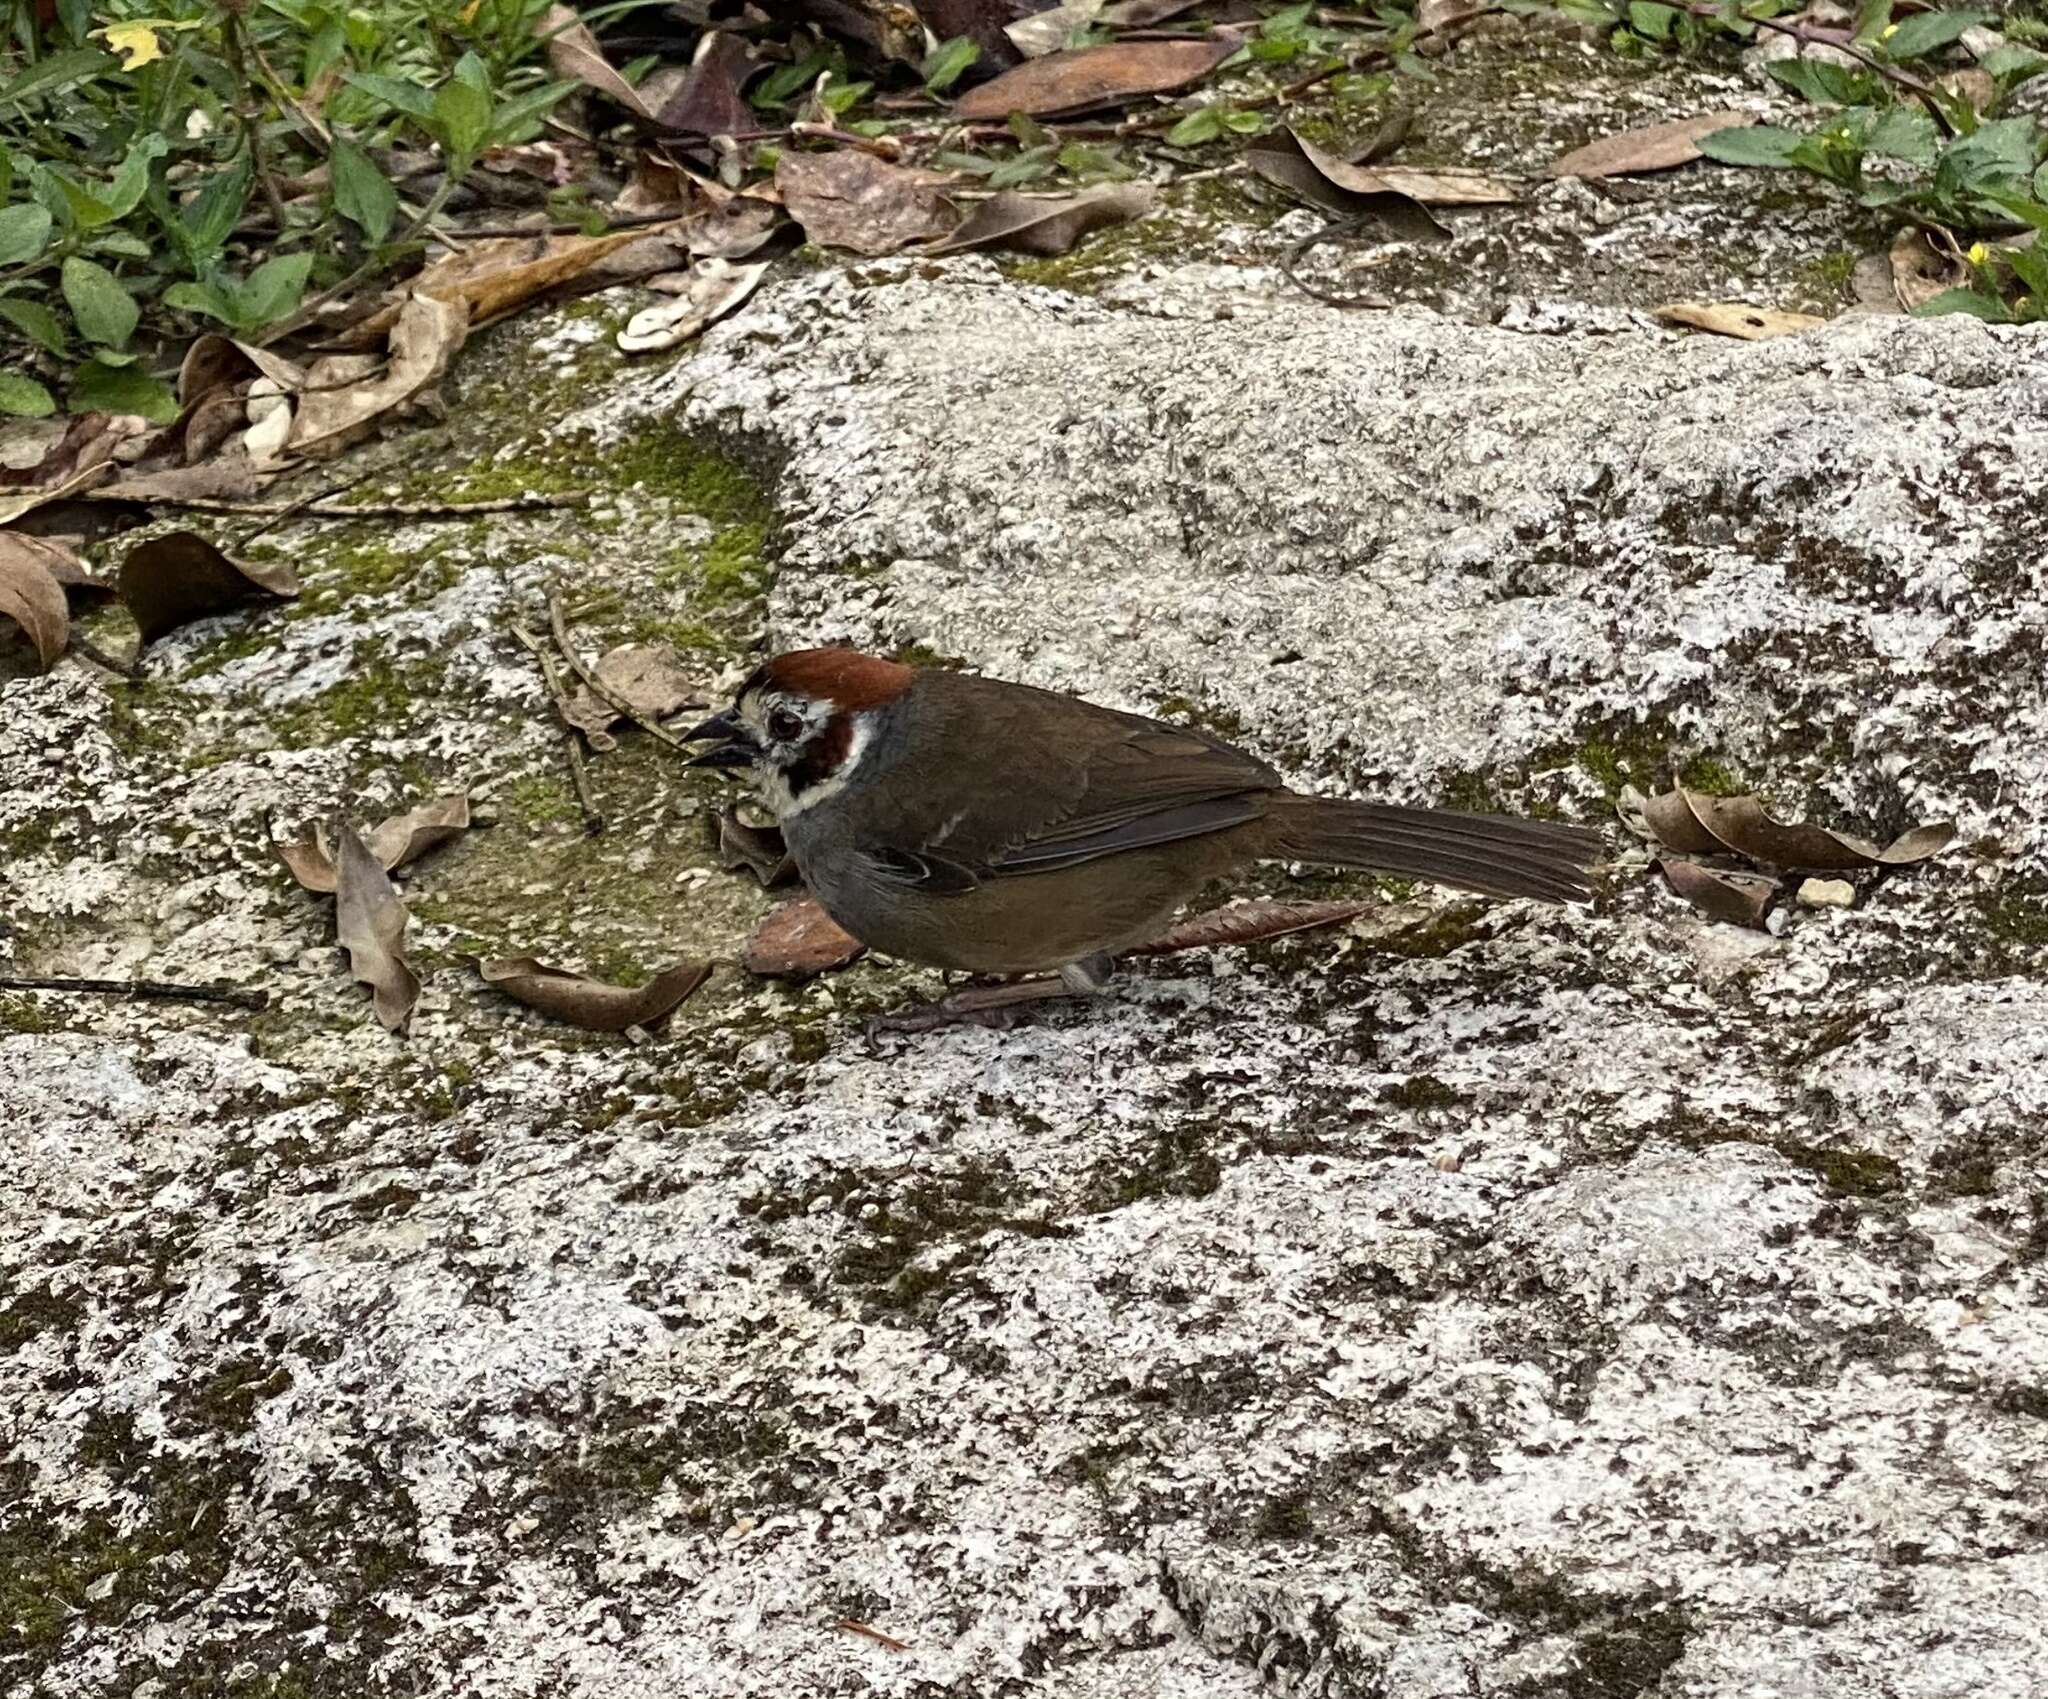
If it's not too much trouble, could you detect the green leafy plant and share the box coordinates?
[1574,0,2048,321]
[0,0,576,417]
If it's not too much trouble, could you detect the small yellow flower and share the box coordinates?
[93,22,162,70]
[1966,242,1989,266]
[1881,21,1899,38]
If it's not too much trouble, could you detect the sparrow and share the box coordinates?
[686,649,1601,1027]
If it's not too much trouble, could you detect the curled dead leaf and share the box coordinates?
[275,793,472,894]
[289,291,468,458]
[480,956,713,1031]
[777,150,958,256]
[537,2,655,121]
[0,462,115,529]
[1547,112,1759,180]
[744,896,866,980]
[1889,227,1967,312]
[657,29,756,137]
[716,809,798,887]
[1006,0,1106,58]
[1640,786,1956,869]
[117,531,299,645]
[1657,858,1781,930]
[0,532,71,671]
[1652,302,1826,341]
[334,822,421,1033]
[1246,129,1450,241]
[419,229,658,327]
[5,532,106,601]
[954,38,1233,120]
[1125,898,1373,957]
[1254,127,1515,210]
[618,256,771,352]
[177,333,305,407]
[930,182,1153,257]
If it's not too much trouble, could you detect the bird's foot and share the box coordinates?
[867,955,1116,1037]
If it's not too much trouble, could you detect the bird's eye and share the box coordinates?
[768,706,804,743]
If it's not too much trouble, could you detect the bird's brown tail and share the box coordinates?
[1268,794,1602,903]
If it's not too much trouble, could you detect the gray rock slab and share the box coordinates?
[6,166,2048,1699]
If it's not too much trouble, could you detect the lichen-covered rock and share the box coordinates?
[6,42,2048,1699]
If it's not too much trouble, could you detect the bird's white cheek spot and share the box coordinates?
[755,713,874,820]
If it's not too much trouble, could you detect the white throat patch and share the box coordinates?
[756,710,875,820]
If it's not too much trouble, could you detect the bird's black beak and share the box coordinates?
[682,709,753,770]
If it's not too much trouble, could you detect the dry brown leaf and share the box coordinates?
[656,29,755,136]
[1938,67,1996,114]
[275,793,472,893]
[575,642,704,725]
[1006,0,1105,58]
[954,38,1233,120]
[0,532,70,671]
[618,256,771,352]
[334,822,421,1033]
[1653,302,1826,340]
[1641,786,1956,869]
[1889,227,1966,311]
[367,791,473,873]
[1256,129,1516,207]
[777,151,958,255]
[3,532,105,602]
[289,291,468,458]
[1095,0,1205,21]
[1657,858,1781,929]
[1547,112,1759,180]
[744,896,867,979]
[1125,899,1373,957]
[716,809,798,887]
[275,824,342,894]
[930,182,1153,256]
[177,334,305,407]
[118,531,300,645]
[480,956,713,1031]
[0,462,115,528]
[412,228,656,327]
[537,2,655,121]
[1244,129,1450,240]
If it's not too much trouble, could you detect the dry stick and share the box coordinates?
[0,976,270,1012]
[512,624,607,835]
[85,491,590,520]
[1682,3,1956,135]
[223,19,295,234]
[545,590,694,753]
[236,465,384,549]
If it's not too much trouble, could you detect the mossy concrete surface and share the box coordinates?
[6,23,2048,1699]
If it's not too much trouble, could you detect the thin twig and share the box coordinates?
[546,590,693,752]
[242,25,333,150]
[562,729,605,835]
[236,466,382,548]
[1280,215,1396,309]
[224,19,295,234]
[86,491,589,520]
[833,1619,912,1653]
[69,634,143,679]
[0,976,269,1011]
[260,171,460,347]
[512,623,608,836]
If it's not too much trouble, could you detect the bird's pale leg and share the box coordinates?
[870,954,1115,1035]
